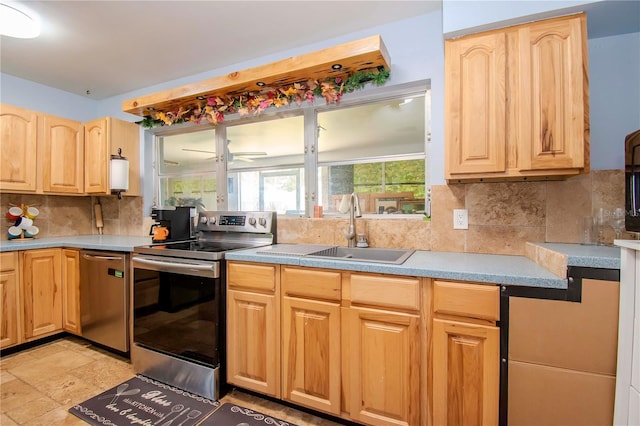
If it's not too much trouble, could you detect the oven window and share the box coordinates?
[133,268,220,366]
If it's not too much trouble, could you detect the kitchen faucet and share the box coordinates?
[342,192,362,247]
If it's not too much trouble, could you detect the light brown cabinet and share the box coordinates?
[42,114,84,193]
[0,252,21,348]
[0,103,141,196]
[84,117,140,196]
[22,248,63,339]
[431,280,500,426]
[61,248,81,335]
[281,267,341,415]
[226,261,281,397]
[227,262,427,425]
[345,273,422,426]
[0,104,38,192]
[445,13,589,182]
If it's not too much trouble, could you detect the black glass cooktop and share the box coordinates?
[134,239,271,261]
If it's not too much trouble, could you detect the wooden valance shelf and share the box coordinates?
[122,35,390,117]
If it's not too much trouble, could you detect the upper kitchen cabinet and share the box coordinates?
[445,13,590,182]
[84,117,141,196]
[41,114,84,193]
[0,104,38,192]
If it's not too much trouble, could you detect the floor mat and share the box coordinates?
[199,402,297,426]
[69,375,219,426]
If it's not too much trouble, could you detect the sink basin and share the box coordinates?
[307,246,415,265]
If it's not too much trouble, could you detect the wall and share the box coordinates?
[589,31,640,169]
[0,74,97,122]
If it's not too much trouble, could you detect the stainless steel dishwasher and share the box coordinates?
[80,250,130,352]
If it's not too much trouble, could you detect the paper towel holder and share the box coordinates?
[110,148,129,199]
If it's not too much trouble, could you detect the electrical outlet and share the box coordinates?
[453,209,468,230]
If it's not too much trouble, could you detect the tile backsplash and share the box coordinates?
[1,169,627,256]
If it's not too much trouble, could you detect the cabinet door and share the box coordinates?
[61,249,81,335]
[22,249,63,339]
[348,306,421,426]
[432,318,499,426]
[0,104,38,191]
[517,14,588,171]
[445,31,506,177]
[42,114,84,193]
[227,289,280,397]
[84,118,109,194]
[282,296,341,415]
[0,252,21,348]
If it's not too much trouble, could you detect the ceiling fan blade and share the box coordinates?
[230,151,267,156]
[182,148,216,154]
[235,156,255,162]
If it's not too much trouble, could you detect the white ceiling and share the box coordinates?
[0,0,440,100]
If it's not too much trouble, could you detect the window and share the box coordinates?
[151,83,429,217]
[226,115,305,214]
[156,128,217,211]
[317,95,426,214]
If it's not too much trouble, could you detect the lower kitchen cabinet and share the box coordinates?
[432,318,500,426]
[282,296,341,415]
[1,248,83,348]
[431,280,500,426]
[226,262,281,398]
[22,248,63,339]
[281,266,342,415]
[61,248,81,335]
[347,306,421,426]
[0,252,21,348]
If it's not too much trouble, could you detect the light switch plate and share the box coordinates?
[453,209,468,230]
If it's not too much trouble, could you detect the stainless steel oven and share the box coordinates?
[131,210,276,400]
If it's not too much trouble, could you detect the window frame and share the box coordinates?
[147,80,431,217]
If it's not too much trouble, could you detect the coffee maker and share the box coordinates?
[150,206,195,242]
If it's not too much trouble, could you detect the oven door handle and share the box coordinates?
[133,257,215,273]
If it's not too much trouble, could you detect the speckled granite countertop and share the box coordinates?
[0,235,152,252]
[225,244,570,288]
[1,236,621,289]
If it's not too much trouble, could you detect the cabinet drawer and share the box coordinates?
[433,280,500,321]
[349,273,420,311]
[282,267,341,301]
[227,262,277,292]
[0,252,18,272]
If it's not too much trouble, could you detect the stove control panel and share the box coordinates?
[197,211,276,234]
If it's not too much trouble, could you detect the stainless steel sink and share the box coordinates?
[307,246,415,265]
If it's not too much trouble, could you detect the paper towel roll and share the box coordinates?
[110,158,129,192]
[94,203,104,235]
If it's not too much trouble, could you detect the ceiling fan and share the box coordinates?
[226,139,267,163]
[181,141,267,162]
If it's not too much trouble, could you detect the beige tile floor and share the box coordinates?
[1,337,344,425]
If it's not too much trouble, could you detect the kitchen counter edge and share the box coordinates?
[0,235,152,253]
[226,244,573,289]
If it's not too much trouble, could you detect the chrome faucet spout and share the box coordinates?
[342,193,361,247]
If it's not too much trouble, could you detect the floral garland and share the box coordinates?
[139,67,390,128]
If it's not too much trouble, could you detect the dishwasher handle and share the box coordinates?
[82,253,124,261]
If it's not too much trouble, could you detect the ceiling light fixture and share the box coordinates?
[0,1,40,38]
